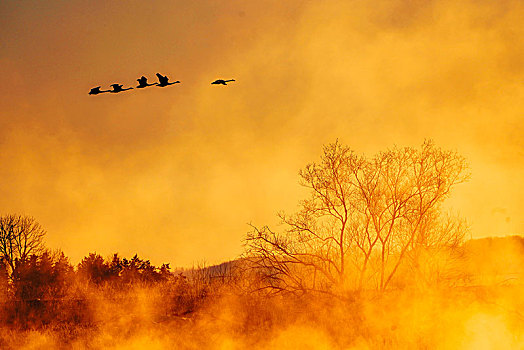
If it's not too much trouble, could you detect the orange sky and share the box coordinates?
[0,0,523,267]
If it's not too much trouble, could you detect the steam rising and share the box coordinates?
[0,237,522,349]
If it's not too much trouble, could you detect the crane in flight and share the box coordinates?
[88,86,110,95]
[136,76,158,88]
[211,79,235,85]
[109,84,133,93]
[156,73,180,87]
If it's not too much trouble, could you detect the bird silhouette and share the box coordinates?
[156,73,180,87]
[211,79,235,85]
[109,84,133,93]
[136,76,157,88]
[88,86,110,95]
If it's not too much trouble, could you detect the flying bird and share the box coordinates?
[109,84,133,93]
[156,73,180,87]
[136,76,158,88]
[211,79,235,85]
[88,86,110,95]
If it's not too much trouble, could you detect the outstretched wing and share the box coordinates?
[156,73,168,84]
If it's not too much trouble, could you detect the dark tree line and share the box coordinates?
[0,215,217,331]
[77,253,171,285]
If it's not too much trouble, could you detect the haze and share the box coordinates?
[0,0,522,267]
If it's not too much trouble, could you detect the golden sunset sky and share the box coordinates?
[0,0,522,267]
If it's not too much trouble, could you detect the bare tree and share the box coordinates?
[0,215,46,279]
[245,140,469,296]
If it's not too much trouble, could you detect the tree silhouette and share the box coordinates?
[0,215,46,281]
[77,253,112,285]
[245,140,469,296]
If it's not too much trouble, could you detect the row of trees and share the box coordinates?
[0,215,174,292]
[77,253,171,285]
[0,244,201,329]
[0,216,234,329]
[0,251,175,303]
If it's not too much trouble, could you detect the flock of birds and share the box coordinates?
[89,73,235,95]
